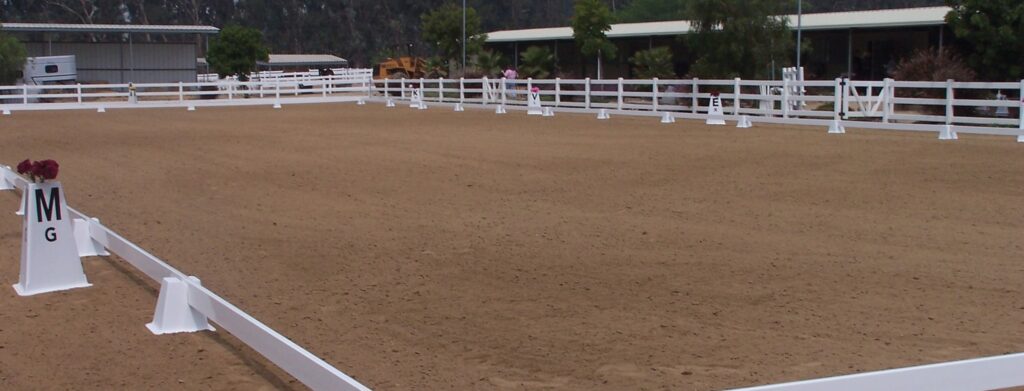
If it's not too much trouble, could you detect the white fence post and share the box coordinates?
[585,78,591,110]
[459,78,465,104]
[617,77,624,110]
[882,78,893,123]
[401,78,407,99]
[501,77,507,106]
[77,84,83,104]
[691,78,699,114]
[733,78,741,115]
[1019,80,1023,131]
[178,82,184,101]
[841,78,851,119]
[420,77,426,102]
[782,78,790,118]
[228,83,233,100]
[22,85,28,104]
[834,78,843,120]
[438,78,444,102]
[555,78,561,107]
[652,78,659,112]
[946,79,955,125]
[527,77,533,98]
[383,78,389,97]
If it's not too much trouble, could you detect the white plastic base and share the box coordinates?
[597,109,610,120]
[357,99,366,105]
[706,117,726,125]
[939,125,958,140]
[1018,135,1024,143]
[146,276,215,335]
[454,103,465,112]
[416,102,428,110]
[495,105,507,114]
[386,99,396,108]
[542,107,555,117]
[736,115,753,128]
[97,107,106,113]
[527,106,543,116]
[660,112,675,124]
[73,218,109,257]
[186,105,195,111]
[828,120,846,134]
[273,102,282,109]
[2,109,10,115]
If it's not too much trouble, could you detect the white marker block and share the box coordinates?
[495,105,506,115]
[13,181,91,296]
[660,112,676,124]
[737,115,753,128]
[1017,135,1023,143]
[454,103,465,112]
[273,101,282,109]
[542,107,555,117]
[97,107,106,113]
[706,96,726,125]
[146,276,214,335]
[527,91,543,115]
[828,119,846,134]
[939,125,958,140]
[386,99,396,108]
[73,218,109,257]
[186,105,196,112]
[597,109,610,120]
[357,98,366,105]
[2,109,10,115]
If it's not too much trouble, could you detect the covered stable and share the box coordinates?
[0,22,219,84]
[484,7,951,80]
[258,54,349,72]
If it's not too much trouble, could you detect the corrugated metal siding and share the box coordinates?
[24,42,197,84]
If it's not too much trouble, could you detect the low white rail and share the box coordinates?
[375,76,1024,140]
[0,166,370,391]
[732,352,1024,391]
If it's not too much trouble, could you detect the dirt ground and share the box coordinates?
[0,103,1021,390]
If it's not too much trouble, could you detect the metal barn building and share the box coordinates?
[1,23,219,84]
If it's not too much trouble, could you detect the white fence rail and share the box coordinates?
[0,166,370,391]
[375,77,1024,140]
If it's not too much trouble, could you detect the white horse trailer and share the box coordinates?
[21,55,77,85]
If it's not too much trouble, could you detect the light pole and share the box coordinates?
[462,0,467,76]
[796,0,802,72]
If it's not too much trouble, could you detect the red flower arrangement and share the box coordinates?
[16,159,59,183]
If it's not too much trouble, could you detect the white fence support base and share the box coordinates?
[186,105,195,112]
[416,101,427,110]
[737,115,753,128]
[1018,135,1024,143]
[598,109,610,120]
[273,101,282,109]
[73,218,109,257]
[542,107,555,117]
[454,103,465,112]
[147,276,215,335]
[386,99,395,108]
[495,105,506,115]
[939,125,958,140]
[96,107,105,113]
[356,98,365,106]
[661,112,676,124]
[2,109,10,115]
[828,120,846,134]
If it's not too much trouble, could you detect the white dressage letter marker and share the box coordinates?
[13,181,91,296]
[146,276,215,335]
[527,91,543,115]
[706,95,726,125]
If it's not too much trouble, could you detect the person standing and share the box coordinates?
[503,67,518,98]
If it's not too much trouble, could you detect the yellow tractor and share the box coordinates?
[377,57,427,80]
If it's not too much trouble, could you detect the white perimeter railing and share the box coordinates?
[375,76,1024,140]
[0,74,373,112]
[0,166,370,391]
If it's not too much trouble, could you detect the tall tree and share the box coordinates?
[0,32,28,85]
[572,0,616,79]
[421,2,486,73]
[205,25,269,80]
[945,0,1024,81]
[688,0,792,79]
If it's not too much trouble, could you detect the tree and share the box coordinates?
[630,47,676,79]
[687,0,792,79]
[519,46,556,79]
[0,33,27,85]
[945,0,1024,81]
[572,0,616,79]
[472,50,505,78]
[205,25,269,81]
[616,0,690,23]
[421,2,487,73]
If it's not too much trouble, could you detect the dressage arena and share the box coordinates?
[0,103,1022,390]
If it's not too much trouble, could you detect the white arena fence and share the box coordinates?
[374,76,1024,141]
[0,74,373,112]
[199,68,374,84]
[0,166,370,391]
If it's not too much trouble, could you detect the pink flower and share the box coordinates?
[531,86,540,93]
[16,159,32,174]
